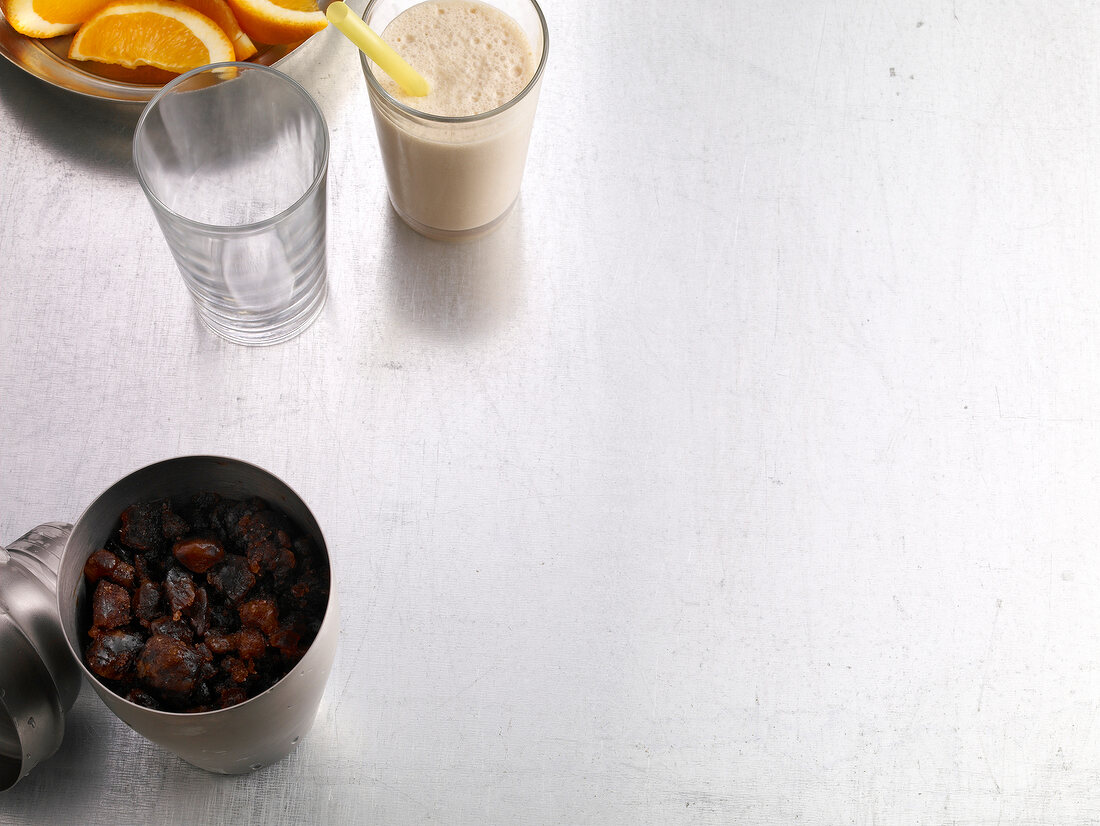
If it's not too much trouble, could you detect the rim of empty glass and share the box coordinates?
[133,62,329,233]
[360,0,549,124]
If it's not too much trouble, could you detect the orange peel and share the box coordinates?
[0,0,112,38]
[178,0,257,60]
[68,0,236,74]
[223,0,325,46]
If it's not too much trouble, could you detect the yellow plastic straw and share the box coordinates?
[326,1,430,97]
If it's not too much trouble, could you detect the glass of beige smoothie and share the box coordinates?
[360,0,548,241]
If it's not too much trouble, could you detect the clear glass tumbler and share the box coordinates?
[133,63,329,345]
[361,0,548,241]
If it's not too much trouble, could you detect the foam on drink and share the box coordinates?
[374,0,536,117]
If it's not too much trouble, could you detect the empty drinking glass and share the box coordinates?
[133,63,329,345]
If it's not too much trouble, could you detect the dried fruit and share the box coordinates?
[91,580,132,631]
[239,597,279,636]
[206,554,256,605]
[173,536,225,574]
[86,630,144,680]
[136,634,202,695]
[132,581,162,623]
[82,493,328,712]
[119,501,163,551]
[84,548,135,588]
[165,567,197,619]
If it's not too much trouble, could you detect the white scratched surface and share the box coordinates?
[2,0,1100,822]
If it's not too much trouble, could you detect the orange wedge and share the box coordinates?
[69,0,235,73]
[0,0,111,38]
[178,0,256,60]
[223,0,324,46]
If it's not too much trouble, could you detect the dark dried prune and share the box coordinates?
[91,580,131,631]
[136,634,201,696]
[208,602,238,634]
[161,502,189,541]
[187,585,210,636]
[119,502,163,551]
[149,617,194,643]
[82,492,329,713]
[84,548,135,588]
[238,509,288,543]
[104,538,133,565]
[165,567,196,619]
[173,536,225,574]
[235,627,267,661]
[268,626,304,659]
[245,539,296,580]
[134,552,166,583]
[238,597,279,636]
[185,492,220,533]
[214,499,254,547]
[205,631,234,655]
[86,630,144,680]
[206,555,255,605]
[132,581,162,623]
[221,656,252,684]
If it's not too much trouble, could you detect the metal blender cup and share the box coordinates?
[0,456,339,788]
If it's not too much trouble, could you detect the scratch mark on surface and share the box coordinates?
[809,4,828,95]
[773,198,782,342]
[437,665,502,708]
[976,598,1002,714]
[730,155,748,258]
[332,636,370,714]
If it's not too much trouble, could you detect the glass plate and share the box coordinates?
[0,14,319,104]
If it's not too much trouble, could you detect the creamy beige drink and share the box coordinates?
[361,0,547,240]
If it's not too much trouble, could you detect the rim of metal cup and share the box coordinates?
[58,455,337,721]
[360,0,549,124]
[132,62,330,234]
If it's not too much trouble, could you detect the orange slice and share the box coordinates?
[223,0,325,46]
[0,0,111,38]
[69,0,235,74]
[178,0,256,60]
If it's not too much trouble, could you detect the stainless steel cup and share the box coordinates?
[0,456,338,786]
[0,524,81,791]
